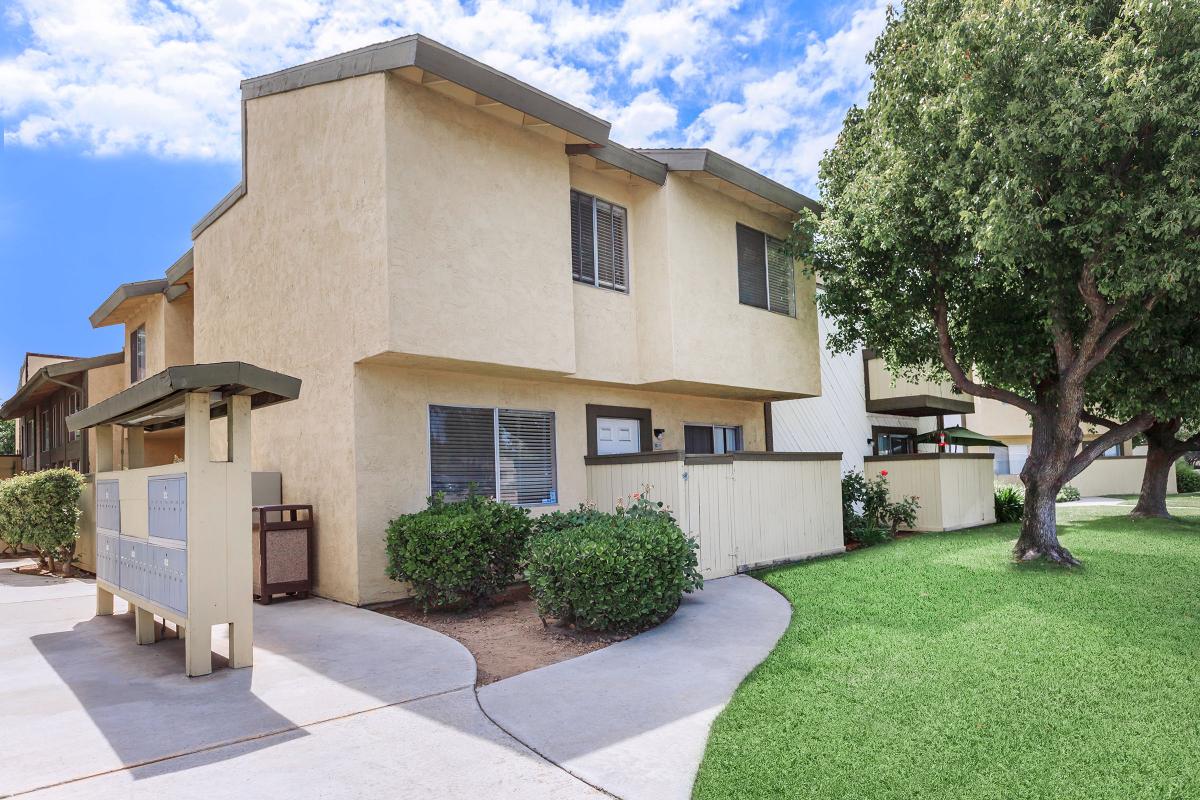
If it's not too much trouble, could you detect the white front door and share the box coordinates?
[596,418,641,455]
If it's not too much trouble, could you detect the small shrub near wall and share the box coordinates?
[1177,461,1200,493]
[1056,484,1081,503]
[994,484,1025,523]
[841,470,920,546]
[525,492,703,633]
[385,493,533,611]
[0,469,86,573]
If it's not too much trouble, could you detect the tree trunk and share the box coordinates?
[1132,421,1184,518]
[1014,478,1081,565]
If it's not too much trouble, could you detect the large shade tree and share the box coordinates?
[1086,306,1200,517]
[802,0,1200,564]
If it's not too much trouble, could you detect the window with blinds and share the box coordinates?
[570,189,628,292]
[736,223,795,316]
[428,405,557,506]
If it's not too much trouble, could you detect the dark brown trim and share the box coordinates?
[584,450,683,466]
[763,402,773,452]
[865,453,994,462]
[685,451,842,465]
[585,404,653,456]
[870,424,917,456]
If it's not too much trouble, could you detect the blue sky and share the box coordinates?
[0,0,886,398]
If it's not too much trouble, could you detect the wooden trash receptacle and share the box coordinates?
[253,504,313,604]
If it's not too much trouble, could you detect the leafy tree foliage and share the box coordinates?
[1086,304,1200,516]
[802,0,1200,564]
[0,419,14,455]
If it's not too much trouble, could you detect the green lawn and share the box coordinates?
[694,505,1200,800]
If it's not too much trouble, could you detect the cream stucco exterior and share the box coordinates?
[865,454,997,531]
[192,62,825,605]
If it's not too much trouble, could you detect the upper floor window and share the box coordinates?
[570,189,628,293]
[1101,443,1123,458]
[429,404,557,506]
[67,393,79,443]
[130,326,147,383]
[736,223,794,317]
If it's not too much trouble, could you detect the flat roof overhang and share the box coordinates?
[165,249,194,287]
[89,279,168,328]
[242,35,610,145]
[865,395,976,417]
[565,143,668,186]
[1,352,125,419]
[67,362,301,433]
[634,148,822,219]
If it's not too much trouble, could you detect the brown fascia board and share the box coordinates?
[89,279,169,328]
[1,352,124,419]
[565,143,667,185]
[634,148,822,215]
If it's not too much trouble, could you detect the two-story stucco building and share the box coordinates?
[176,35,839,605]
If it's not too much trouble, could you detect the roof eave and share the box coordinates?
[89,280,169,328]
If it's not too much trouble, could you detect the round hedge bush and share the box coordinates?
[1177,460,1200,494]
[525,513,703,633]
[385,493,533,610]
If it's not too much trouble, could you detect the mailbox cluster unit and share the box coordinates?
[95,475,189,616]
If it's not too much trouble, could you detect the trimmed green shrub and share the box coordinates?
[525,496,702,633]
[1177,460,1200,493]
[533,504,612,535]
[1056,484,1081,503]
[385,493,533,610]
[0,468,85,572]
[841,470,920,546]
[994,484,1025,523]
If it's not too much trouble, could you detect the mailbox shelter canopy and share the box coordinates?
[67,362,301,435]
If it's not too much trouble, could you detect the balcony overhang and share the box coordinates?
[865,395,976,417]
[67,362,301,433]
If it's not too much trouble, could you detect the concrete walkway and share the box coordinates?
[0,560,601,799]
[479,575,793,800]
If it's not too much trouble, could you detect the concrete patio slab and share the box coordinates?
[1,568,600,799]
[478,574,792,800]
[27,689,602,800]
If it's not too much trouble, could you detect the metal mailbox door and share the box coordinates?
[146,544,187,614]
[147,474,187,543]
[96,480,121,535]
[97,531,119,585]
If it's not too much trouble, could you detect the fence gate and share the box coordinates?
[684,461,739,579]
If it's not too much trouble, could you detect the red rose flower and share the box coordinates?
[880,469,888,477]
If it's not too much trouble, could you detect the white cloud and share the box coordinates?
[0,0,890,196]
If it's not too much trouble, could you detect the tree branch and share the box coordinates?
[1081,411,1121,430]
[932,293,1039,416]
[1064,413,1155,483]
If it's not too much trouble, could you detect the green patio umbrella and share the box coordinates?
[914,425,1008,449]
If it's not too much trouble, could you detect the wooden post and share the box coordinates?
[226,394,254,669]
[134,605,156,645]
[127,426,145,469]
[96,586,114,616]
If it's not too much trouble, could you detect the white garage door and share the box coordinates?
[596,418,641,455]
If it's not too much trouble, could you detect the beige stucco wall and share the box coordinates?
[193,74,391,606]
[865,454,996,531]
[121,292,195,387]
[652,175,820,400]
[1068,456,1177,497]
[352,362,768,605]
[85,362,125,473]
[384,75,577,377]
[866,357,966,405]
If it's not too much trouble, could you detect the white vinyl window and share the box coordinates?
[429,405,557,506]
[736,223,794,316]
[570,189,628,292]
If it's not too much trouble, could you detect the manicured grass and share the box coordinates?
[694,505,1200,800]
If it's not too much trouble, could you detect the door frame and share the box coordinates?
[586,404,653,456]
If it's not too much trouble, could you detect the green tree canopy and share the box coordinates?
[802,0,1200,563]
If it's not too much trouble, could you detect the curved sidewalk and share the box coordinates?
[478,574,793,800]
